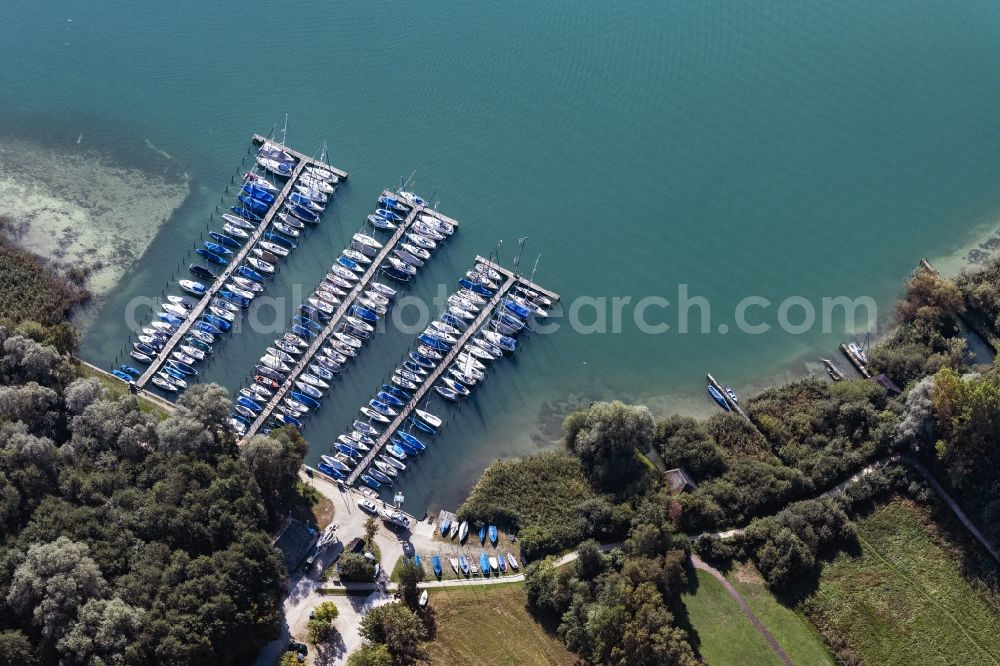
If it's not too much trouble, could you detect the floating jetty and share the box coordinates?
[344,257,559,487]
[240,192,460,438]
[134,136,347,391]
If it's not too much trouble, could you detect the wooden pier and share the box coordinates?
[134,138,347,391]
[241,193,460,438]
[344,258,558,486]
[839,343,871,378]
[706,372,748,419]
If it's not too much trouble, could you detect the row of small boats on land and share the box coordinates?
[316,259,552,491]
[116,142,338,394]
[229,192,455,436]
[420,523,519,578]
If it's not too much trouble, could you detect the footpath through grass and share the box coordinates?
[725,564,834,666]
[424,583,576,666]
[803,497,1000,665]
[682,568,785,666]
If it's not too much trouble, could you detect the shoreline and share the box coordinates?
[0,136,190,333]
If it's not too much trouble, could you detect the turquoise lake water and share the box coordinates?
[3,0,1000,514]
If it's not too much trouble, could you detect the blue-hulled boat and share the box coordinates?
[488,525,498,545]
[361,474,381,490]
[197,248,228,265]
[375,208,403,222]
[503,300,531,319]
[238,194,270,214]
[441,313,468,330]
[397,432,426,451]
[290,324,315,340]
[242,184,276,204]
[194,321,220,337]
[459,555,469,574]
[274,413,303,429]
[377,391,404,407]
[237,396,262,412]
[286,204,319,224]
[408,351,436,369]
[237,265,266,282]
[418,334,450,351]
[289,192,322,210]
[202,314,232,332]
[293,315,324,332]
[458,278,492,297]
[291,391,320,409]
[478,525,487,544]
[336,443,362,458]
[708,385,730,410]
[440,516,451,536]
[230,205,263,223]
[317,462,344,480]
[391,436,419,457]
[337,255,362,272]
[111,369,134,382]
[383,384,413,401]
[264,231,297,249]
[479,553,490,575]
[351,305,379,322]
[387,443,408,460]
[119,365,141,378]
[158,312,182,326]
[203,241,232,256]
[219,291,250,308]
[432,555,443,577]
[408,417,435,435]
[209,231,241,248]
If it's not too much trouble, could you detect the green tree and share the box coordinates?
[307,601,339,644]
[563,401,654,491]
[348,642,393,666]
[0,630,36,666]
[396,559,424,609]
[364,516,379,546]
[6,537,107,646]
[359,603,427,665]
[57,597,143,665]
[338,553,376,582]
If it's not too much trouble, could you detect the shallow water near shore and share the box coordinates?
[4,0,1000,515]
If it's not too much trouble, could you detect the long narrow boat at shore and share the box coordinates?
[708,385,730,410]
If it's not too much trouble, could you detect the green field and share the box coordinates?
[424,584,576,666]
[683,568,786,665]
[804,498,1000,665]
[725,565,834,666]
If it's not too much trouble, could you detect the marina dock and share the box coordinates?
[344,257,559,486]
[240,193,460,438]
[135,137,347,391]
